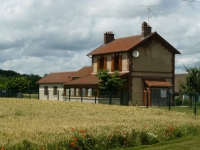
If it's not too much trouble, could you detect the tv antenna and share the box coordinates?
[139,5,160,25]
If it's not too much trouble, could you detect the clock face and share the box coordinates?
[133,51,139,58]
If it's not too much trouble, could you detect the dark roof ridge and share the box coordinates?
[50,71,76,74]
[114,34,141,40]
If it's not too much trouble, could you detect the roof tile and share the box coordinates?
[70,66,93,77]
[36,71,75,84]
[144,78,172,87]
[65,74,98,85]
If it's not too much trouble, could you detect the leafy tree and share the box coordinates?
[0,69,41,90]
[24,74,42,90]
[5,77,31,91]
[0,69,20,77]
[96,69,125,91]
[0,83,6,89]
[179,63,200,93]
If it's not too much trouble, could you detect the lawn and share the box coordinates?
[156,106,200,115]
[123,136,200,150]
[0,98,200,149]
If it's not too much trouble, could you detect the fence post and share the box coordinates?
[146,91,149,108]
[47,90,49,100]
[120,91,123,105]
[58,90,59,101]
[194,92,197,116]
[69,89,71,101]
[81,89,83,102]
[28,90,30,99]
[94,91,97,104]
[168,91,171,110]
[38,90,40,99]
[109,91,112,105]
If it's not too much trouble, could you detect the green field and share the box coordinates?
[156,106,200,115]
[124,136,200,150]
[0,98,200,149]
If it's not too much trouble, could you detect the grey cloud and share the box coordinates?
[0,0,199,75]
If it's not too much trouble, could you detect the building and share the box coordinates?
[37,22,181,106]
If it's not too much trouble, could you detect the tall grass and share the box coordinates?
[0,98,199,149]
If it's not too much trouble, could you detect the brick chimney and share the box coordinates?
[104,31,114,44]
[142,22,152,38]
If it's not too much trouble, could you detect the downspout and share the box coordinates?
[129,51,133,105]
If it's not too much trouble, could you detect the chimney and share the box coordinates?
[104,31,114,44]
[142,22,152,38]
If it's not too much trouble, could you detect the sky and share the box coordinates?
[0,0,200,77]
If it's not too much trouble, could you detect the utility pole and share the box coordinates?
[139,5,160,25]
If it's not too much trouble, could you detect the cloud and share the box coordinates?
[0,0,199,76]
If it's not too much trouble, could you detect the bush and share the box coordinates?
[3,126,199,150]
[183,99,190,106]
[196,101,200,107]
[175,97,182,106]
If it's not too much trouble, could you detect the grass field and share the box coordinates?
[156,106,200,115]
[0,98,200,149]
[124,136,200,150]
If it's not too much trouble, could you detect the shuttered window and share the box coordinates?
[112,54,122,72]
[44,86,48,95]
[99,57,104,69]
[114,55,119,70]
[53,86,57,95]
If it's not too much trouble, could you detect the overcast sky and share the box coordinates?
[0,0,200,77]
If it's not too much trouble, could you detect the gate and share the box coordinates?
[151,88,168,106]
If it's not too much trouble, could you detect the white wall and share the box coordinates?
[39,84,64,101]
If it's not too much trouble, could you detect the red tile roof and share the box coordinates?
[88,35,143,55]
[87,32,180,56]
[65,74,98,85]
[70,66,93,78]
[144,78,172,87]
[36,71,75,84]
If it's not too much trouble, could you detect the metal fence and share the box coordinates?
[63,90,129,106]
[0,90,39,99]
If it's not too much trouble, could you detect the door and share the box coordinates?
[151,88,167,106]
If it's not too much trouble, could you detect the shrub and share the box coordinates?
[175,97,182,106]
[183,99,190,106]
[196,101,200,107]
[140,131,159,145]
[3,125,199,150]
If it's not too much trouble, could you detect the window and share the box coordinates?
[97,55,107,71]
[44,86,48,95]
[114,55,119,70]
[53,86,57,95]
[112,54,122,72]
[99,57,104,69]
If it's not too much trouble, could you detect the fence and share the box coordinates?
[143,91,199,116]
[60,90,129,106]
[0,90,39,99]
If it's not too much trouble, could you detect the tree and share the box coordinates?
[179,63,200,93]
[5,77,31,91]
[96,69,125,91]
[0,69,42,90]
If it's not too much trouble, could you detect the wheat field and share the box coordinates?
[0,98,199,146]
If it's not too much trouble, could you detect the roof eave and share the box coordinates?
[129,32,181,55]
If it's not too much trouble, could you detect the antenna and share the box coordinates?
[139,5,160,25]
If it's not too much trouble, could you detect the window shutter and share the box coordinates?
[111,55,114,72]
[97,57,100,71]
[119,55,122,71]
[104,56,107,70]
